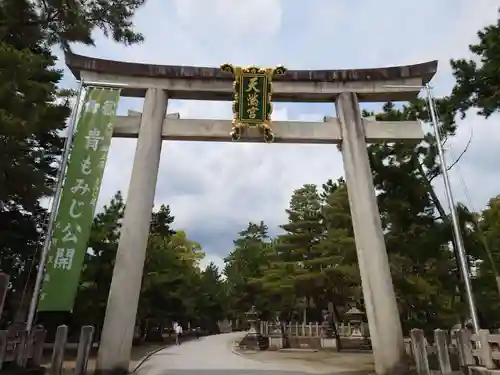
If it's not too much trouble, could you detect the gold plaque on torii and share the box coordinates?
[220,64,287,143]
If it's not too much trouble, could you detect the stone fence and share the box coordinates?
[0,324,199,375]
[409,328,500,375]
[0,325,93,375]
[257,321,370,351]
[259,321,369,338]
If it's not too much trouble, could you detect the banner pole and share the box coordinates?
[425,84,480,333]
[83,81,129,88]
[26,80,85,332]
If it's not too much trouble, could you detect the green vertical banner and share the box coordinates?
[38,87,121,312]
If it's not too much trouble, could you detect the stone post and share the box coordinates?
[0,273,9,320]
[15,329,28,367]
[434,329,452,375]
[75,325,95,375]
[50,325,68,375]
[410,329,430,375]
[478,329,494,369]
[456,329,474,367]
[96,88,168,374]
[31,328,47,367]
[336,92,406,375]
[0,330,7,370]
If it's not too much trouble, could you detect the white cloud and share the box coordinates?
[173,0,283,41]
[437,112,500,212]
[57,0,500,265]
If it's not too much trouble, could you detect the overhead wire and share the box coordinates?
[430,91,500,296]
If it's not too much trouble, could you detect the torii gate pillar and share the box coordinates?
[337,92,406,375]
[96,88,168,374]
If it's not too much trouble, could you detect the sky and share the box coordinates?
[53,0,500,270]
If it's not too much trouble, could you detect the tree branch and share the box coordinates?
[445,127,473,173]
[417,161,446,220]
[427,127,473,183]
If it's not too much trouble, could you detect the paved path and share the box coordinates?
[134,333,370,375]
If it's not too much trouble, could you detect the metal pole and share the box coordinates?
[425,84,480,333]
[83,81,129,88]
[26,80,85,331]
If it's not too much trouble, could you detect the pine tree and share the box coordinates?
[0,0,148,324]
[263,185,325,321]
[471,197,500,327]
[0,0,149,287]
[72,192,125,329]
[448,10,500,118]
[223,222,271,319]
[366,102,464,332]
[196,262,225,332]
[318,179,359,321]
[0,0,146,51]
[150,204,176,237]
[0,0,70,210]
[0,0,71,319]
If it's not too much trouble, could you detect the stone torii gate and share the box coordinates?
[65,53,437,375]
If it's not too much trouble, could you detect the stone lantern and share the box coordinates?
[321,309,334,338]
[245,305,259,335]
[344,306,365,337]
[272,311,282,334]
[238,306,262,350]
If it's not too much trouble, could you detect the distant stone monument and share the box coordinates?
[217,319,232,333]
[345,307,365,337]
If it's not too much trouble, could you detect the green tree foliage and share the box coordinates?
[0,1,70,209]
[137,229,204,328]
[317,179,359,320]
[150,204,176,237]
[0,0,146,51]
[252,235,298,321]
[0,0,146,327]
[224,222,271,321]
[223,99,496,333]
[195,262,226,332]
[364,102,465,332]
[69,193,226,337]
[0,0,71,320]
[72,191,125,331]
[471,196,500,327]
[227,182,358,326]
[271,184,324,320]
[449,9,500,118]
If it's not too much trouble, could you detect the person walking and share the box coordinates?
[175,322,183,345]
